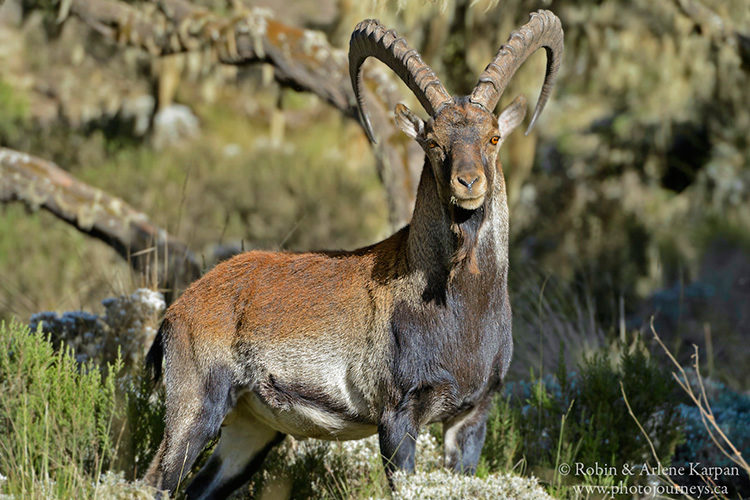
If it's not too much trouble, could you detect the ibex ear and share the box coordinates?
[497,95,528,145]
[395,103,424,139]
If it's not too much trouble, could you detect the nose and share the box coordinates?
[457,175,480,190]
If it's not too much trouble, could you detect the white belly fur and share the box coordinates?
[235,391,378,441]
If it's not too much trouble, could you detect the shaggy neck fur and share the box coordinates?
[406,157,509,292]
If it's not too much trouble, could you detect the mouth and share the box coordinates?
[451,194,485,211]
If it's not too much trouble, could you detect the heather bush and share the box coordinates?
[674,371,750,494]
[483,334,685,492]
[115,364,166,480]
[0,320,122,497]
[0,318,170,497]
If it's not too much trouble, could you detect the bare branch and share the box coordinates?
[650,318,750,475]
[620,382,696,499]
[0,147,201,299]
[64,0,355,115]
[58,0,421,225]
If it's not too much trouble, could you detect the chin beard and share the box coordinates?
[449,203,485,277]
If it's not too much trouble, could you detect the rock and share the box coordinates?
[151,104,200,149]
[29,288,165,366]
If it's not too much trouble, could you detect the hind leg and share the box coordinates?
[145,364,232,495]
[185,405,285,500]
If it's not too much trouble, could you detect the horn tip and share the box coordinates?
[524,115,539,136]
[359,110,377,144]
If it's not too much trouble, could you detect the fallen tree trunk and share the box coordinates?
[0,147,201,300]
[57,0,421,226]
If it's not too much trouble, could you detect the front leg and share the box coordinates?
[443,396,492,474]
[378,407,419,478]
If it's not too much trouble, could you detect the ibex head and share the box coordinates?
[350,10,563,214]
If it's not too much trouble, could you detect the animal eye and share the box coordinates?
[490,136,500,145]
[428,140,440,149]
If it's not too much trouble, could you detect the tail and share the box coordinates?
[146,319,167,382]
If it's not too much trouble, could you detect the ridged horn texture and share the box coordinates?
[349,19,452,143]
[470,10,564,134]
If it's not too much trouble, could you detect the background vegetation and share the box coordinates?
[0,0,748,498]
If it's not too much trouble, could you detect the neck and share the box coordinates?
[406,158,509,285]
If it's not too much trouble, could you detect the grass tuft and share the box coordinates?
[0,320,122,497]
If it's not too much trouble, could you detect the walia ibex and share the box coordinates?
[145,10,563,498]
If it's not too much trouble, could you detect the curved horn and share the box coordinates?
[349,19,452,143]
[470,10,564,134]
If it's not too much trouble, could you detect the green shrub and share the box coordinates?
[480,395,522,474]
[484,334,684,494]
[575,345,683,469]
[114,365,165,480]
[0,320,122,497]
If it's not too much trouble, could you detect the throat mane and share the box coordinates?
[449,202,486,276]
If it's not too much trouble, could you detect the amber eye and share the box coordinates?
[490,136,500,145]
[428,140,440,149]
